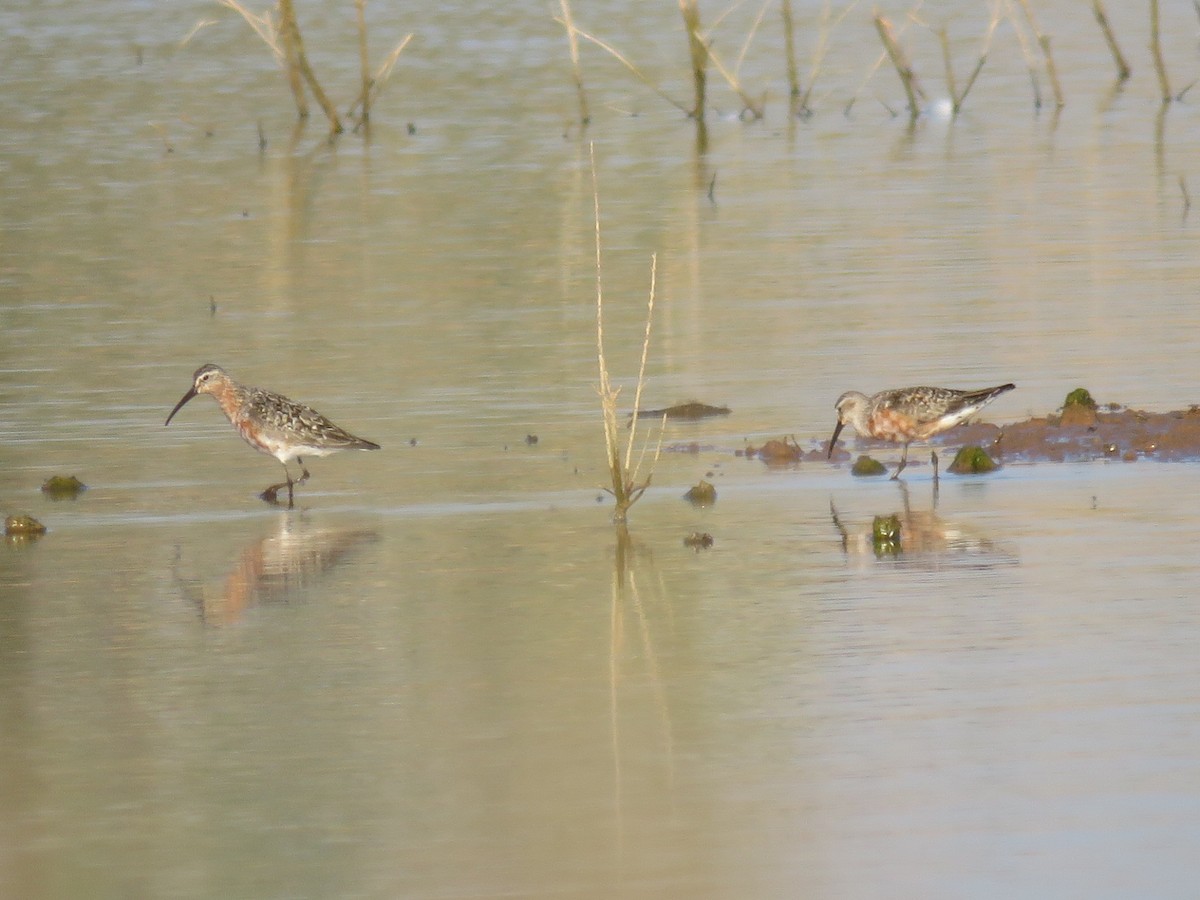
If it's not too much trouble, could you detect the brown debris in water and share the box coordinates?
[6,515,47,539]
[742,436,803,465]
[634,401,731,421]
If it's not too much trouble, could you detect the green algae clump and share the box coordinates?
[1060,388,1099,428]
[948,446,998,474]
[851,455,887,477]
[683,480,717,506]
[41,475,87,499]
[1064,388,1097,409]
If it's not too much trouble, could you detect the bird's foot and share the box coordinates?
[260,480,295,508]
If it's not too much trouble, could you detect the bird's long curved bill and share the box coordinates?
[165,387,198,426]
[827,420,845,459]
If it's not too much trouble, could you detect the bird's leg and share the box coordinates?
[931,450,939,482]
[294,457,311,486]
[891,443,910,480]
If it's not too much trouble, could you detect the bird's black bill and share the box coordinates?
[165,387,198,426]
[827,420,845,459]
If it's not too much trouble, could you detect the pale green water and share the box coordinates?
[3,2,1200,897]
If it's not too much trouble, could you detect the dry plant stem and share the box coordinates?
[874,14,923,118]
[1150,0,1171,102]
[937,27,957,104]
[780,0,803,115]
[1092,0,1131,80]
[938,6,1001,115]
[559,0,590,125]
[216,0,282,60]
[1004,1,1042,108]
[1015,0,1063,107]
[355,0,370,124]
[591,145,658,524]
[279,0,343,133]
[704,43,765,118]
[566,24,690,114]
[732,0,771,75]
[275,0,308,117]
[625,256,659,483]
[679,0,708,119]
[346,33,414,121]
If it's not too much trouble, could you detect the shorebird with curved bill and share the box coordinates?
[165,364,380,506]
[827,383,1015,480]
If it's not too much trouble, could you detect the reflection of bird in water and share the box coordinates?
[828,383,1015,479]
[175,519,379,625]
[165,364,380,506]
[830,483,1016,569]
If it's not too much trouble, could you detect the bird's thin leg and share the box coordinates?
[891,443,910,480]
[294,457,311,486]
[931,449,939,482]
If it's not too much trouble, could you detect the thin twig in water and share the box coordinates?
[355,0,370,124]
[874,14,924,119]
[1150,0,1171,103]
[561,22,690,114]
[780,0,802,116]
[559,0,590,125]
[346,33,414,121]
[679,0,709,120]
[1004,0,1042,109]
[1016,0,1063,107]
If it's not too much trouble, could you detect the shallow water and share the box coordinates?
[3,1,1200,897]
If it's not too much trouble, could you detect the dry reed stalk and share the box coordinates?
[934,6,1001,116]
[1150,0,1171,102]
[215,0,282,59]
[355,0,370,124]
[679,0,709,120]
[278,0,342,133]
[704,42,765,118]
[558,0,590,125]
[780,0,803,116]
[564,24,690,114]
[1004,1,1043,108]
[1015,0,1063,107]
[874,14,923,118]
[591,146,662,526]
[1091,0,1131,80]
[346,33,414,123]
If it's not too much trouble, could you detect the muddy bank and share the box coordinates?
[730,401,1200,466]
[954,404,1200,463]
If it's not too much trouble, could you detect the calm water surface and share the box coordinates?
[3,1,1200,897]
